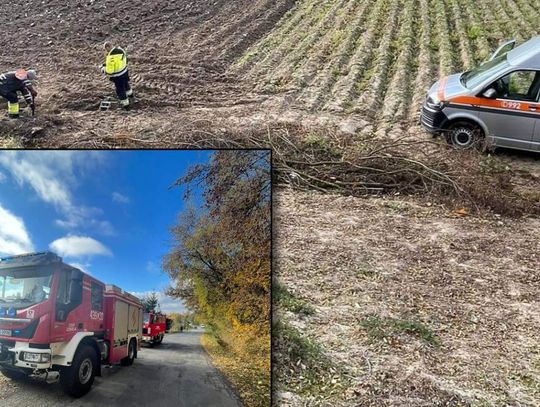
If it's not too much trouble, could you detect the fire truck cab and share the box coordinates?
[142,311,166,346]
[421,35,540,152]
[0,252,143,397]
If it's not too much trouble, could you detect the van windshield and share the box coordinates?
[461,55,510,89]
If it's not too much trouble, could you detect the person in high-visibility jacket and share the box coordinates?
[0,69,37,118]
[101,42,134,110]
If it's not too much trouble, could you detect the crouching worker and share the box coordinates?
[101,42,134,110]
[0,69,37,118]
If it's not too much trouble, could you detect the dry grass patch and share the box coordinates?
[201,332,270,407]
[275,189,540,406]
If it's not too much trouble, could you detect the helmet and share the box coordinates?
[14,69,27,80]
[27,69,37,80]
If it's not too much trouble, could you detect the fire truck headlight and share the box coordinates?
[22,352,50,363]
[148,328,151,334]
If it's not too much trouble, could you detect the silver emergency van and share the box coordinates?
[421,35,540,152]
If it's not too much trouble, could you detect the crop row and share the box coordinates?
[238,0,540,133]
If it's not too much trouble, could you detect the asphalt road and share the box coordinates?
[0,330,244,407]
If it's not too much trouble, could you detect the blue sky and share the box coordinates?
[0,150,213,313]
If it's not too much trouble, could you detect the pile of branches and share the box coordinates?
[33,120,539,217]
[262,125,538,217]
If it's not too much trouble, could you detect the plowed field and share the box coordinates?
[240,0,540,136]
[0,0,294,145]
[1,0,539,145]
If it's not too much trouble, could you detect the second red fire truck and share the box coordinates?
[142,311,167,346]
[0,252,143,397]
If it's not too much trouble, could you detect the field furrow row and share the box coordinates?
[458,0,492,64]
[323,0,391,112]
[353,0,400,120]
[266,0,349,92]
[448,0,475,69]
[408,0,435,122]
[288,0,361,91]
[432,0,455,76]
[246,1,334,80]
[379,0,419,126]
[297,0,374,110]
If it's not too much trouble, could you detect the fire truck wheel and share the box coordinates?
[60,345,97,398]
[121,339,136,366]
[0,368,28,381]
[154,334,163,345]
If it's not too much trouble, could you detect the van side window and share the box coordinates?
[491,70,540,101]
[91,283,103,311]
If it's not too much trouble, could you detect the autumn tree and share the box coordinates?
[163,150,271,352]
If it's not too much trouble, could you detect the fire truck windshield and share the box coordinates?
[0,269,53,305]
[143,312,151,324]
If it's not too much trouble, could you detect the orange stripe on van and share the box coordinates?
[449,95,540,114]
[437,76,448,101]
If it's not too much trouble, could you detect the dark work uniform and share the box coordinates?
[0,72,34,117]
[0,72,33,103]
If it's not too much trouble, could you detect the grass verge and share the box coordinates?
[274,280,316,316]
[273,320,349,400]
[201,332,270,407]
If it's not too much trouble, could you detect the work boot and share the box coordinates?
[8,113,20,119]
[123,104,131,111]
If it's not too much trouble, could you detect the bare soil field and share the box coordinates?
[0,0,294,145]
[0,0,539,147]
[275,189,540,406]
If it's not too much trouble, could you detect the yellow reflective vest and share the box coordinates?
[104,47,128,77]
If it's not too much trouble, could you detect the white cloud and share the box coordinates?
[49,235,112,258]
[0,204,34,256]
[0,152,72,211]
[112,192,130,204]
[0,172,6,183]
[0,151,114,235]
[130,291,187,314]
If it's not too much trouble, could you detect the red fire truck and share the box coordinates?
[0,252,143,397]
[142,311,166,346]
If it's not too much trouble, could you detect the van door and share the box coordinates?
[534,120,540,151]
[531,81,540,151]
[478,70,538,150]
[489,40,516,61]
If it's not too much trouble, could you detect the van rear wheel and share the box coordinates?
[446,121,484,150]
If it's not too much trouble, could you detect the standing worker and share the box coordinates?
[101,42,134,110]
[0,69,37,118]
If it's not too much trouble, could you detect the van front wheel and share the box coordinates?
[446,121,483,150]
